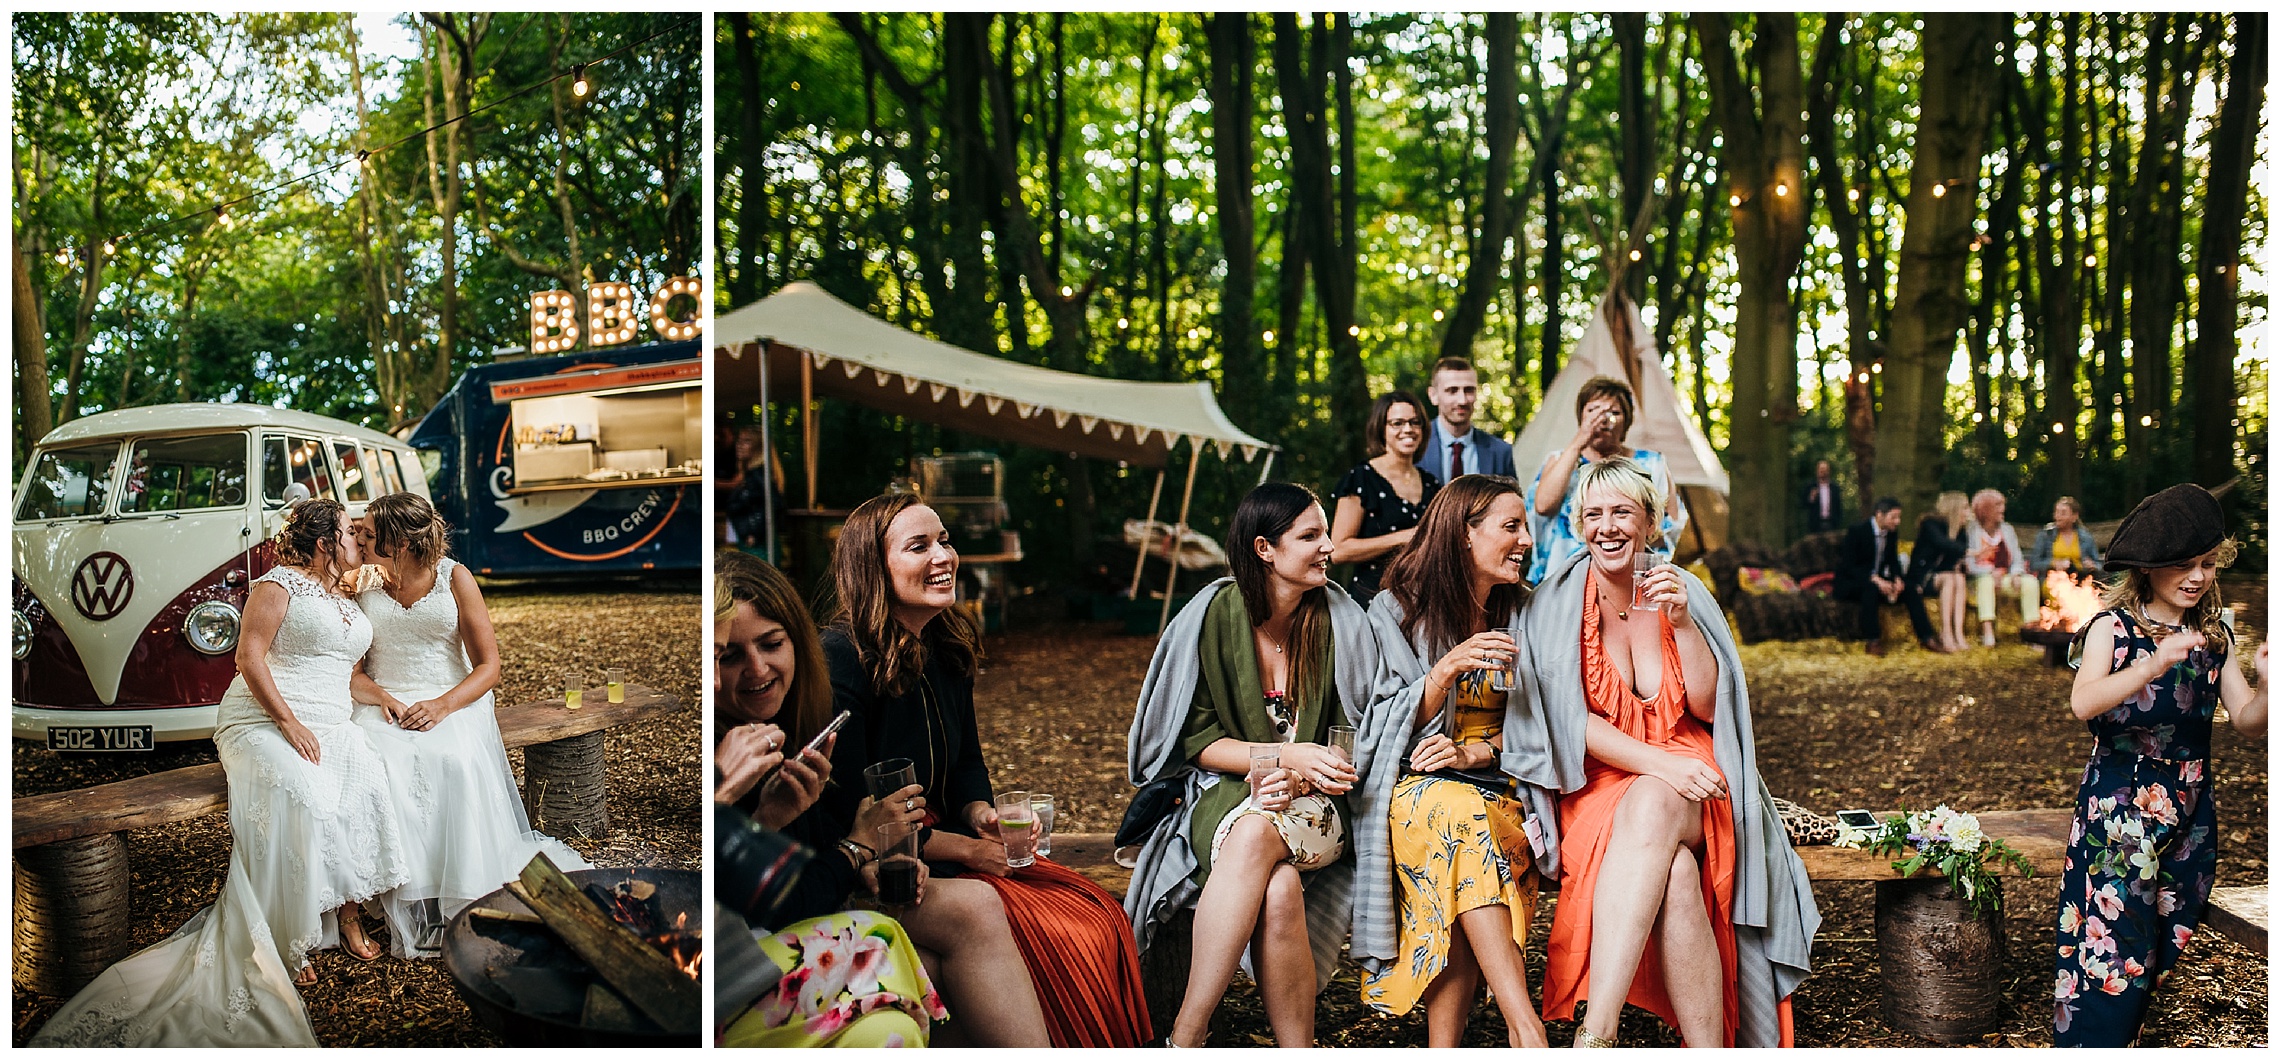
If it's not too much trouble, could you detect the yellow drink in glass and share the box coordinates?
[607,681,624,703]
[565,687,583,710]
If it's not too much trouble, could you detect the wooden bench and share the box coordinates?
[1051,809,2077,1040]
[10,686,677,996]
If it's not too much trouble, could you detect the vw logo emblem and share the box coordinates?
[71,552,136,621]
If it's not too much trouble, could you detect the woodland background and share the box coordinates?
[11,12,700,468]
[720,12,2269,587]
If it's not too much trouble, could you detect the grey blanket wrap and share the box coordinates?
[1121,578,1392,990]
[1358,590,1585,931]
[1522,550,1821,1047]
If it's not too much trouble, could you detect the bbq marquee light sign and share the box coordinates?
[530,276,703,353]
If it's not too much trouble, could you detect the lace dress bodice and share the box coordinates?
[358,558,472,699]
[216,566,371,733]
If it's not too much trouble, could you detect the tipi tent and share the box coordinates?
[1510,291,1730,558]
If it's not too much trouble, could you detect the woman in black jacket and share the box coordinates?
[1908,491,1972,653]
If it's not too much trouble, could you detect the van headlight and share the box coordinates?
[11,610,29,660]
[183,601,242,655]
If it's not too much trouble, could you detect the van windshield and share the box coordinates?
[121,433,250,513]
[18,443,122,520]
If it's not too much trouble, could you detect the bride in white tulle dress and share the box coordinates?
[32,500,408,1047]
[349,492,588,956]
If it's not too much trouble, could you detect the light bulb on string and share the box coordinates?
[1931,183,1947,198]
[571,64,590,99]
[102,239,117,256]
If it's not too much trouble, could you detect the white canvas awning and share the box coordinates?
[715,282,1274,468]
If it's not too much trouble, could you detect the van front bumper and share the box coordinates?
[12,704,218,743]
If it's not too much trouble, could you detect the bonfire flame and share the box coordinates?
[594,877,703,981]
[2037,570,2102,632]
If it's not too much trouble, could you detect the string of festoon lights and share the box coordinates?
[69,15,697,264]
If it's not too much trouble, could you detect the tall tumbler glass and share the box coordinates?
[996,791,1038,868]
[1633,550,1669,612]
[876,821,922,907]
[1028,794,1056,857]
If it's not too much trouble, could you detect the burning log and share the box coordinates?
[504,853,701,1035]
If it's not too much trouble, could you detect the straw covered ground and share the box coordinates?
[12,583,701,1047]
[972,577,2267,1047]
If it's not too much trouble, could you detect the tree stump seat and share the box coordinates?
[11,686,677,996]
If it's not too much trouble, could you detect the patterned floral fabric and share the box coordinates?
[725,911,947,1048]
[1361,773,1538,1014]
[2053,609,2221,1046]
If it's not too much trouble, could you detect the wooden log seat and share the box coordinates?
[10,686,677,996]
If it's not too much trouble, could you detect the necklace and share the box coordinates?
[2132,605,2191,637]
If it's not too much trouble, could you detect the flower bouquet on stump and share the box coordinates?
[1840,806,2035,1043]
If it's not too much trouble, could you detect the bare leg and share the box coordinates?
[1579,778,1704,1041]
[1252,863,1316,1047]
[1651,848,1725,1046]
[1458,903,1548,1047]
[1419,917,1481,1047]
[894,877,1050,1047]
[1172,816,1295,1047]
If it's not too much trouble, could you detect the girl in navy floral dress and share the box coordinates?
[2053,485,2267,1046]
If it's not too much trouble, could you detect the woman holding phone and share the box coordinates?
[1360,475,1566,1046]
[710,559,947,1047]
[816,494,1149,1047]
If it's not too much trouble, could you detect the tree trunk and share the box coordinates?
[1697,12,1809,548]
[1873,14,2004,518]
[1209,14,1262,432]
[1275,13,1365,466]
[1614,13,1653,305]
[972,13,1098,562]
[13,231,54,447]
[420,15,476,410]
[2191,13,2263,490]
[1805,14,1882,495]
[937,14,1000,352]
[2035,14,2085,499]
[1440,14,1518,364]
[728,13,770,304]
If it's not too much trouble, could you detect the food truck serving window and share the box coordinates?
[122,433,249,513]
[262,435,333,504]
[504,375,702,493]
[19,442,122,520]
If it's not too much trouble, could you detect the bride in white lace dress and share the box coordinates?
[32,500,408,1047]
[349,492,588,956]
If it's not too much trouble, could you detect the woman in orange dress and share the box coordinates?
[1524,457,1818,1047]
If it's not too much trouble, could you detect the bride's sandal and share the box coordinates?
[340,910,383,962]
[293,964,318,987]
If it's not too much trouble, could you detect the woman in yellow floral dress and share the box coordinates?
[1360,475,1580,1046]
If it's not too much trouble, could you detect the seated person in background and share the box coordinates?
[1528,376,1689,582]
[1524,457,1818,1047]
[1361,475,1563,1047]
[1909,491,1974,654]
[709,566,947,1048]
[1963,489,2040,647]
[1126,483,1388,1048]
[1800,459,1845,534]
[1834,497,1938,656]
[1330,390,1442,608]
[2031,495,2103,576]
[819,495,1149,1047]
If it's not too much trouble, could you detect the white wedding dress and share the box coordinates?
[32,566,410,1047]
[352,556,589,957]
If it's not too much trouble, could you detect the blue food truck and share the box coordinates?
[408,340,702,575]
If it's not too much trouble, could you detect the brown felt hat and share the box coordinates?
[2102,484,2227,568]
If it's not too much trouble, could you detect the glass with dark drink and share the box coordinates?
[876,820,922,907]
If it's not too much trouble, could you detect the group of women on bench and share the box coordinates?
[1128,458,1816,1048]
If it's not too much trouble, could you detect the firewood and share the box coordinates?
[507,853,699,1032]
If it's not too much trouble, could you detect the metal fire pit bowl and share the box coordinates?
[441,866,702,1047]
[2018,624,2080,669]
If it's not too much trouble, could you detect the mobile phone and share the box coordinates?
[1836,809,1882,834]
[753,711,852,790]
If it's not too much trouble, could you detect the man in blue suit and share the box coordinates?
[1415,356,1515,482]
